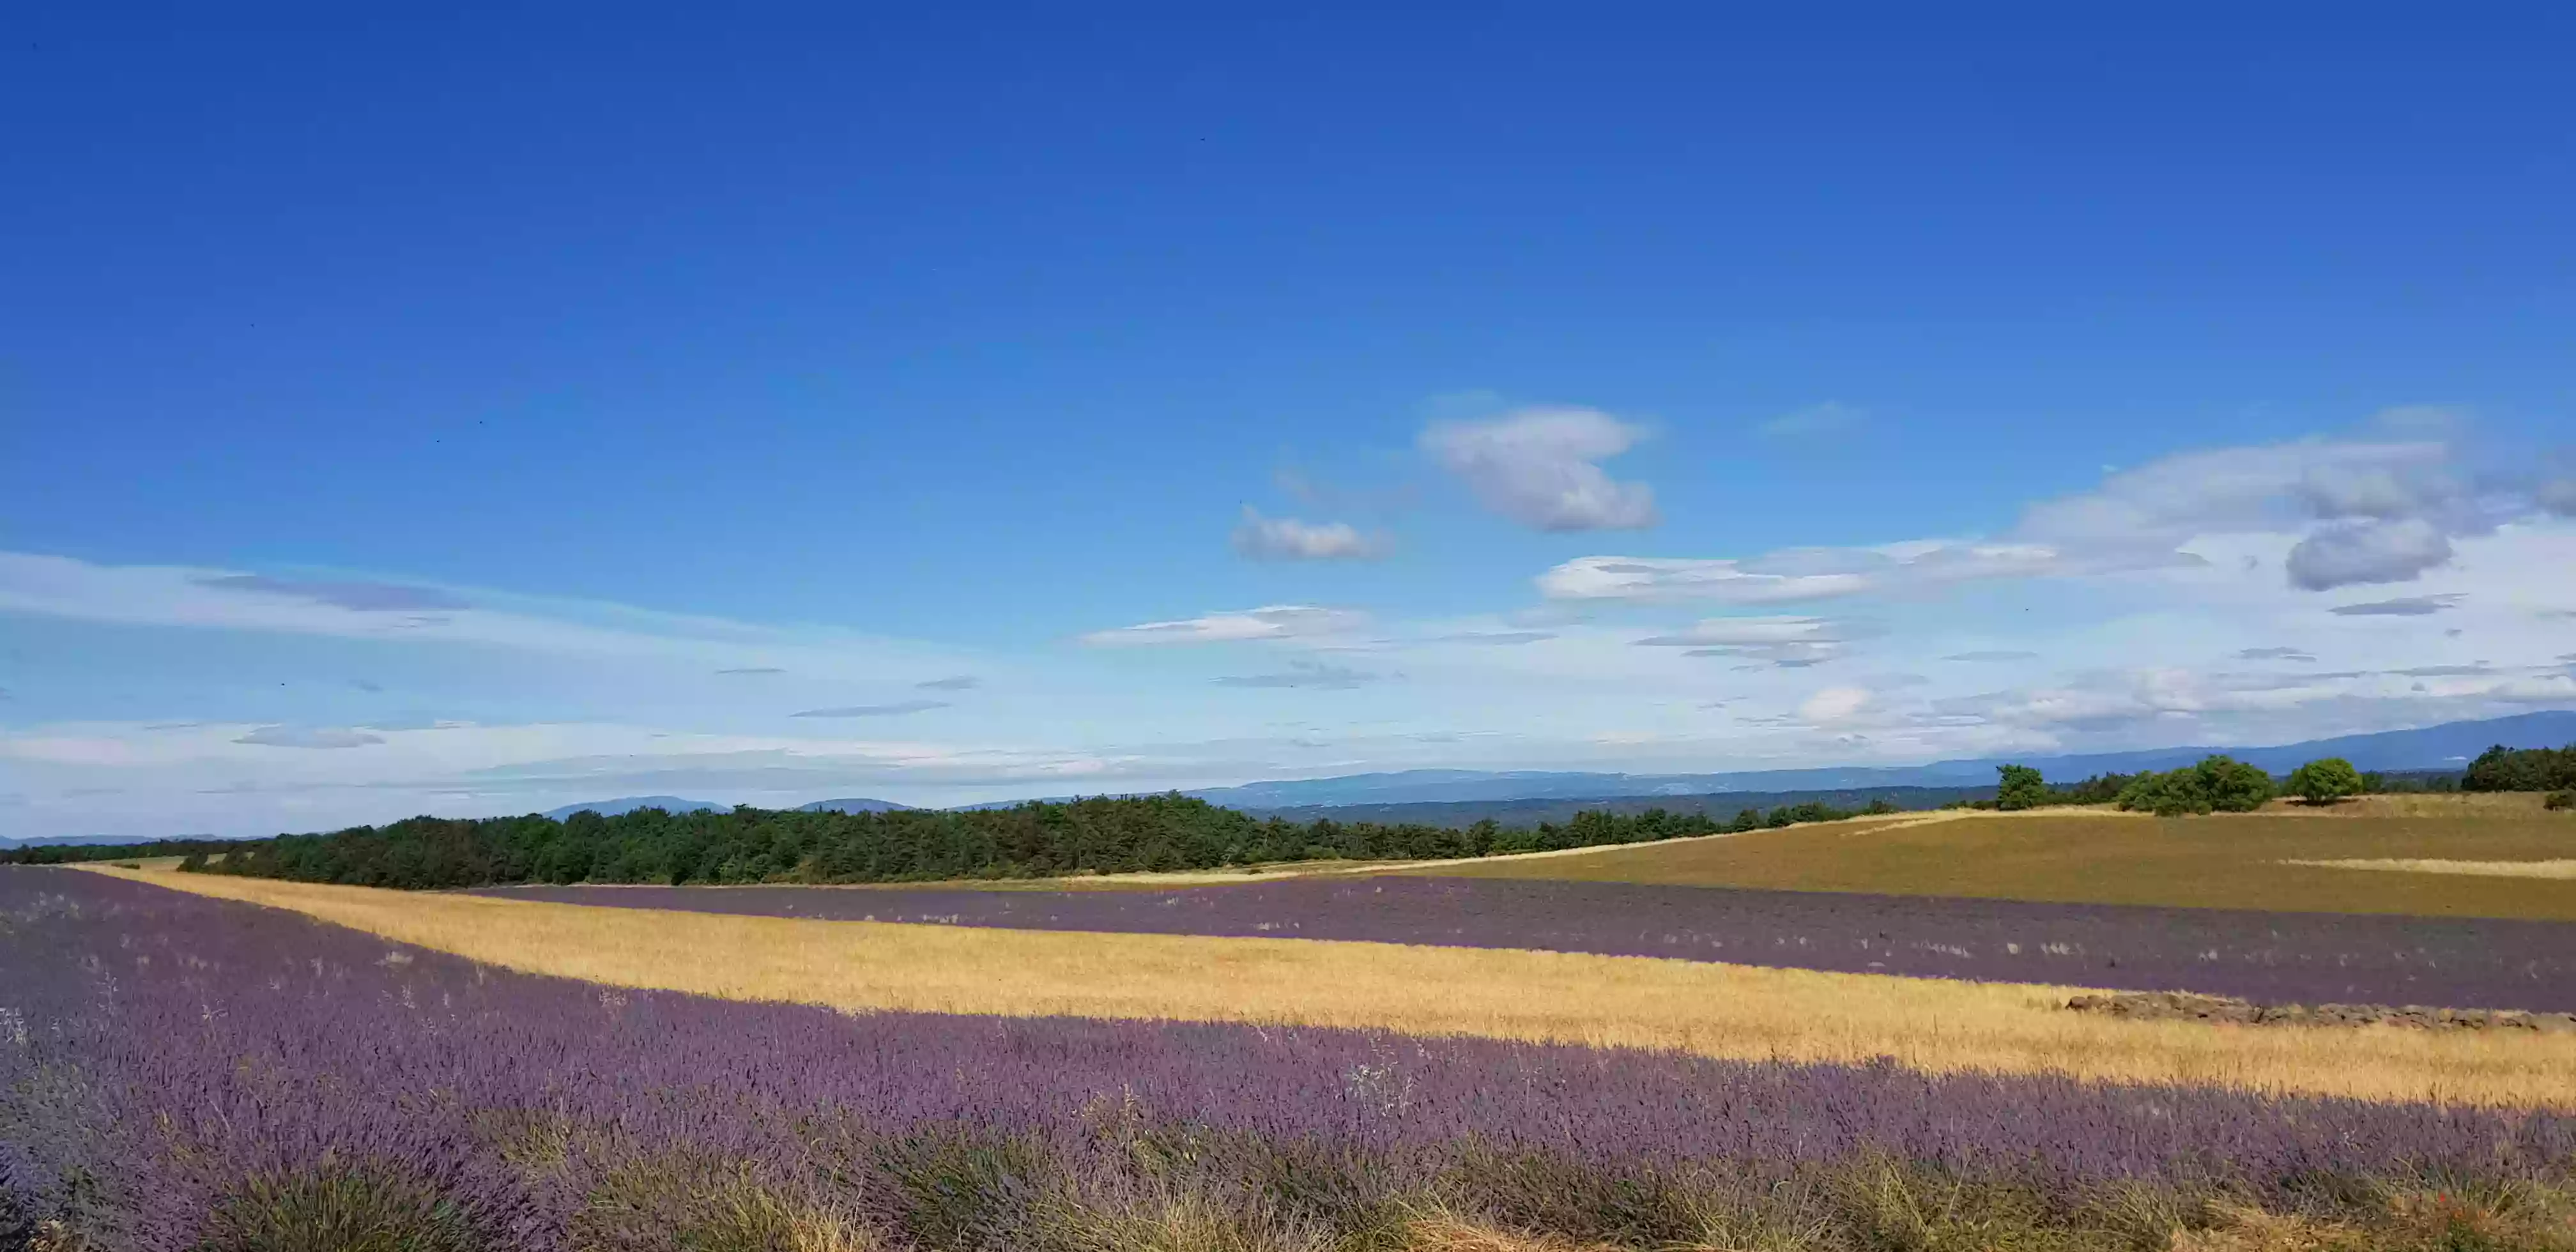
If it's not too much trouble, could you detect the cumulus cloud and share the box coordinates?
[790,701,948,718]
[234,726,386,749]
[1079,606,1366,647]
[2237,647,2317,662]
[197,574,471,613]
[1421,407,1658,531]
[2285,519,2454,591]
[915,675,981,691]
[1230,507,1387,560]
[1213,660,1378,690]
[1533,426,2566,604]
[2330,595,2462,616]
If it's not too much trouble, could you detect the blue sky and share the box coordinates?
[4,8,2574,836]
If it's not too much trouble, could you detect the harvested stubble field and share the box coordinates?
[11,867,2576,1252]
[478,874,2576,1012]
[83,866,2576,1107]
[1414,802,2576,920]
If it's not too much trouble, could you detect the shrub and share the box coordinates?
[1994,765,2048,812]
[198,1161,484,1252]
[2115,756,2275,817]
[2547,790,2575,812]
[2284,758,2364,806]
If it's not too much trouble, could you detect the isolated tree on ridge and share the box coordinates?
[2285,757,2364,805]
[1995,764,2049,811]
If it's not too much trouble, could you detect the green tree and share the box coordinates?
[2285,757,2364,805]
[2193,755,2276,812]
[1994,764,2048,811]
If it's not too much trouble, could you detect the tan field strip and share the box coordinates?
[2283,858,2576,880]
[89,866,2576,1109]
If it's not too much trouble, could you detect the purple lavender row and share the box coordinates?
[475,875,2576,1012]
[6,867,2573,1251]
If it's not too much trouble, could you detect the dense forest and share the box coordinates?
[0,837,251,866]
[128,793,1901,889]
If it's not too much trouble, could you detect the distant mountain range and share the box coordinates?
[10,712,2569,851]
[1178,710,2576,810]
[538,795,915,821]
[0,832,206,851]
[540,796,731,820]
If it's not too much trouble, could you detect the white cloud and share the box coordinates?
[1537,556,1869,603]
[1420,407,1658,531]
[0,551,970,679]
[1635,616,1850,647]
[1078,606,1367,647]
[2540,478,2576,517]
[1799,686,1873,722]
[1230,507,1387,560]
[1536,425,2564,604]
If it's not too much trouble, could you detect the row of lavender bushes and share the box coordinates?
[4,868,2573,1251]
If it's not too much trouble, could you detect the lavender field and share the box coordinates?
[9,869,2576,1249]
[482,876,2576,1012]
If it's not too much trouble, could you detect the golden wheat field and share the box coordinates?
[86,866,2576,1109]
[1414,798,2576,920]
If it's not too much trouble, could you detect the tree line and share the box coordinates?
[114,793,1908,889]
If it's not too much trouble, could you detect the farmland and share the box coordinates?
[1416,800,2576,920]
[73,866,2576,1106]
[11,867,2576,1252]
[477,874,2576,1012]
[20,794,2576,1249]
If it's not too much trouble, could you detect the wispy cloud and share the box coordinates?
[790,701,949,718]
[915,675,981,691]
[1942,650,2041,662]
[1421,407,1657,531]
[1213,660,1378,690]
[2330,595,2463,616]
[1634,615,1871,667]
[1230,507,1387,560]
[716,666,786,676]
[195,574,472,613]
[1079,606,1366,647]
[1430,630,1556,646]
[234,726,386,749]
[2237,647,2317,662]
[1758,401,1864,439]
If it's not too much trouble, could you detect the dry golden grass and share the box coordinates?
[1413,799,2576,920]
[90,867,2576,1109]
[2283,858,2576,880]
